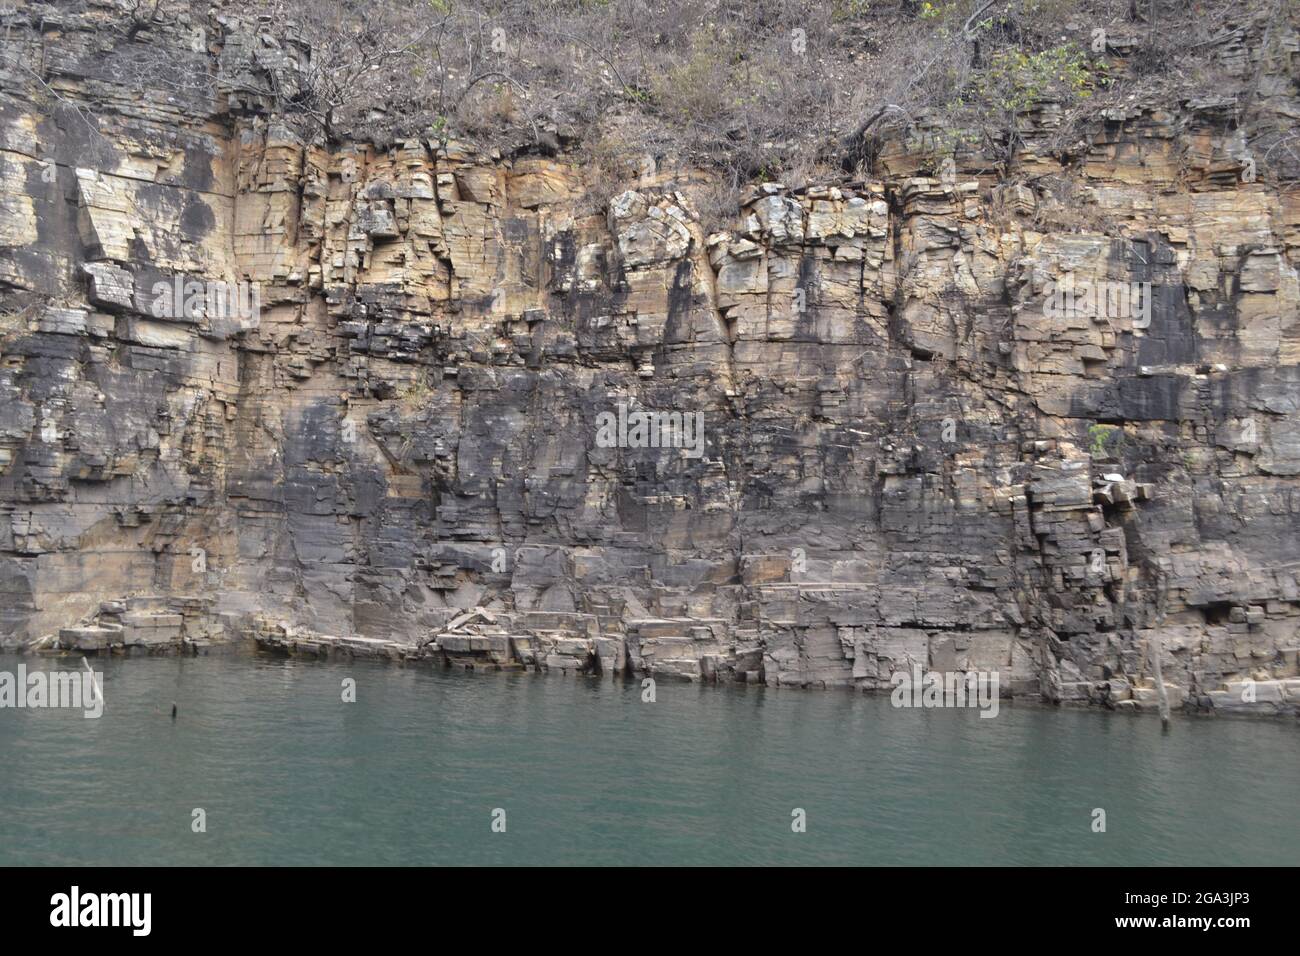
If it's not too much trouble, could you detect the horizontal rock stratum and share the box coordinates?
[1,2,1298,718]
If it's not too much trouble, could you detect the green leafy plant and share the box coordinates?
[1088,424,1124,458]
[968,43,1094,115]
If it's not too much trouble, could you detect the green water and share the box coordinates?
[0,652,1295,865]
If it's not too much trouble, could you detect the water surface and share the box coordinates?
[0,652,1295,865]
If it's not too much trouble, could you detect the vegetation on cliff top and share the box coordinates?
[240,0,1296,187]
[5,0,1296,225]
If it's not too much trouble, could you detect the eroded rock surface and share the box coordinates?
[2,3,1299,717]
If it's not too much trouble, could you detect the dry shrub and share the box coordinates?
[239,0,1295,190]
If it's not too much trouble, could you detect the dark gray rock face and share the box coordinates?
[1,4,1298,716]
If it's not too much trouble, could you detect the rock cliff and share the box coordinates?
[2,1,1299,716]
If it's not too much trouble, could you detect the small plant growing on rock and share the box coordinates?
[1088,424,1124,458]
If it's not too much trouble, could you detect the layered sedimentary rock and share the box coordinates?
[2,3,1299,717]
